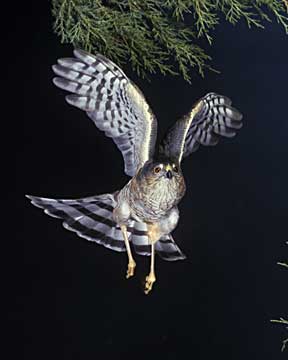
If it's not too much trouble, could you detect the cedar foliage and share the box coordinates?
[52,0,288,82]
[271,244,287,352]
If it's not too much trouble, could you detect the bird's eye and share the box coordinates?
[154,166,162,174]
[173,165,179,173]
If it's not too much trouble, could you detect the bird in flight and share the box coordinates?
[27,49,243,294]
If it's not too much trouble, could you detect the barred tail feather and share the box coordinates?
[155,234,186,261]
[130,223,186,261]
[26,194,186,261]
[130,222,151,256]
[26,193,129,252]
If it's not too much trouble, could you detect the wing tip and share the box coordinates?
[237,111,243,121]
[65,94,75,105]
[65,94,82,107]
[52,76,65,89]
[52,64,66,78]
[73,48,87,59]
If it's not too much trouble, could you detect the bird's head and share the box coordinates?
[139,159,182,182]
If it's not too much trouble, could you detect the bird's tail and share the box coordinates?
[26,193,186,261]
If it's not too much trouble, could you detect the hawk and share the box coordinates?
[26,49,243,294]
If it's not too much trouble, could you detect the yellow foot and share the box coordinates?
[126,260,136,279]
[144,272,156,295]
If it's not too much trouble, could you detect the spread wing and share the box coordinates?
[52,49,157,177]
[159,93,243,163]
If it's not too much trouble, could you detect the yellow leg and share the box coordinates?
[144,242,156,295]
[120,225,136,279]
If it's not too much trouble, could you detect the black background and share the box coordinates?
[11,2,288,359]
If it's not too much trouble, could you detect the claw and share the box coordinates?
[126,260,136,279]
[144,272,156,294]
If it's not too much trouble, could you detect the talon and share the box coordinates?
[126,260,136,279]
[144,273,156,294]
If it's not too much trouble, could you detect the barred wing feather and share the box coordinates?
[160,93,243,163]
[52,49,157,177]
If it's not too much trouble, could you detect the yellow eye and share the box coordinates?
[154,166,162,174]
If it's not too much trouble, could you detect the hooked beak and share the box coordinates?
[165,164,173,179]
[166,170,172,179]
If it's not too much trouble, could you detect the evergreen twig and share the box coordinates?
[51,0,288,82]
[271,318,288,351]
[271,241,288,352]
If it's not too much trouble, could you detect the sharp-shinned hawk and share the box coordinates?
[26,49,243,294]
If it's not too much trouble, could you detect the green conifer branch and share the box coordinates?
[51,0,288,82]
[271,318,288,351]
[271,242,287,352]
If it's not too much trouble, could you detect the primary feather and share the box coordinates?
[159,93,243,163]
[52,49,157,177]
